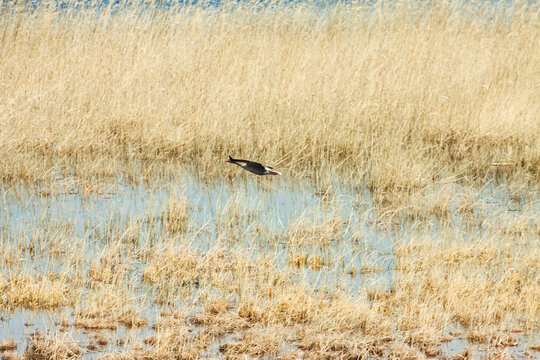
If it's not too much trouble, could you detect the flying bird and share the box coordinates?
[225,156,281,176]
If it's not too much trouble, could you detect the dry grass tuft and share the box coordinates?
[297,331,390,359]
[164,195,190,235]
[387,344,425,360]
[87,334,110,351]
[450,349,473,360]
[74,317,117,331]
[490,333,518,348]
[0,273,74,310]
[404,329,451,357]
[24,331,82,360]
[288,216,342,248]
[484,349,518,360]
[74,285,147,331]
[288,253,327,270]
[219,325,284,357]
[0,352,21,360]
[152,311,187,331]
[0,340,17,352]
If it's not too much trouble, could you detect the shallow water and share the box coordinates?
[0,174,396,285]
[0,174,539,358]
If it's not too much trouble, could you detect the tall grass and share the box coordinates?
[0,2,539,357]
[0,0,538,190]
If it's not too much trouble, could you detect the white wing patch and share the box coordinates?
[264,166,281,175]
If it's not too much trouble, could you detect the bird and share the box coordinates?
[225,156,281,176]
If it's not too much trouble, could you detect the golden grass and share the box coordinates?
[74,284,148,330]
[0,1,538,191]
[164,195,190,235]
[219,325,285,357]
[2,231,536,358]
[1,183,537,358]
[24,331,82,360]
[0,272,75,310]
[0,353,21,360]
[0,339,17,352]
[0,2,539,359]
[393,234,540,331]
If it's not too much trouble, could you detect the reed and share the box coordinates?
[0,0,538,191]
[0,1,538,359]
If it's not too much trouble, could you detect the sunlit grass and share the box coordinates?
[0,0,538,191]
[0,189,538,357]
[0,0,539,358]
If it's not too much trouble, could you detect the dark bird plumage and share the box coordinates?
[225,156,281,176]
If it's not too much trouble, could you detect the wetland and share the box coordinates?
[0,0,539,358]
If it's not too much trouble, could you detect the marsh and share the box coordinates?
[0,0,539,358]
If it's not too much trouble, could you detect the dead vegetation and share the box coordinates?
[0,0,538,191]
[0,1,538,359]
[0,274,74,310]
[1,183,537,359]
[24,331,82,360]
[0,340,17,352]
[164,195,190,235]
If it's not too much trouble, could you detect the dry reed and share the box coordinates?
[0,1,538,359]
[0,0,538,191]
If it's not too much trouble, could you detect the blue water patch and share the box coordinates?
[1,0,533,19]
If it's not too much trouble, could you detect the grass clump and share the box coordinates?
[24,331,82,360]
[164,195,190,235]
[0,339,17,352]
[74,284,147,331]
[287,215,343,248]
[0,273,74,310]
[219,325,285,358]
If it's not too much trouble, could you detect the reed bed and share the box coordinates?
[1,1,539,359]
[0,0,538,192]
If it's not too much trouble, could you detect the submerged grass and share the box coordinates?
[0,0,538,192]
[1,181,538,358]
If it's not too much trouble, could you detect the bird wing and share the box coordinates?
[245,161,266,171]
